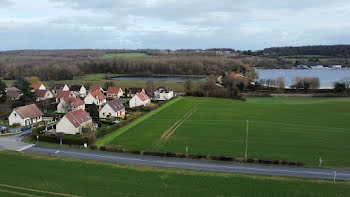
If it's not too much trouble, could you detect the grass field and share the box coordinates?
[2,74,200,92]
[97,97,350,168]
[102,53,150,59]
[0,151,349,197]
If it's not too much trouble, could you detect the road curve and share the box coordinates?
[22,145,350,181]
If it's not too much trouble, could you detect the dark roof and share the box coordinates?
[69,85,83,91]
[15,104,43,119]
[128,87,144,94]
[53,84,68,90]
[107,99,125,112]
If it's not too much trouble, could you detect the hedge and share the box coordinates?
[36,134,89,145]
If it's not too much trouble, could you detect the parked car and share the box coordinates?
[0,126,8,134]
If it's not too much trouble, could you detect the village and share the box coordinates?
[3,82,174,140]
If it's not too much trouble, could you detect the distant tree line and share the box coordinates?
[259,45,350,57]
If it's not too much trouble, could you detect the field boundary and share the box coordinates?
[96,97,183,145]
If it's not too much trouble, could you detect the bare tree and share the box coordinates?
[145,80,155,96]
[276,77,285,92]
[56,132,65,145]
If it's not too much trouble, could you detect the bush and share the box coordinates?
[32,126,46,136]
[296,162,305,166]
[143,151,166,157]
[105,146,123,152]
[99,146,106,151]
[165,152,177,157]
[37,134,88,145]
[258,159,272,164]
[187,154,206,159]
[288,161,297,166]
[208,155,235,161]
[124,149,141,155]
[90,145,98,150]
[176,153,186,158]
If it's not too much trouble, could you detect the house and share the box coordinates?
[31,83,46,90]
[89,86,104,93]
[9,104,44,126]
[84,91,107,106]
[56,90,76,102]
[127,87,144,97]
[35,89,54,101]
[57,97,85,113]
[129,92,151,108]
[69,85,87,97]
[6,87,20,100]
[154,87,174,100]
[99,99,125,119]
[329,65,342,69]
[56,109,92,135]
[107,87,124,99]
[53,84,70,94]
[311,65,324,69]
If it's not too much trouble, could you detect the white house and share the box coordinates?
[99,99,125,119]
[53,84,70,94]
[55,90,76,103]
[329,65,342,69]
[84,91,107,106]
[154,87,174,100]
[56,109,92,135]
[57,97,85,113]
[69,85,87,97]
[35,89,54,101]
[9,104,44,126]
[107,87,124,99]
[129,92,151,108]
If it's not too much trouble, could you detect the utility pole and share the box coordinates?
[245,120,249,160]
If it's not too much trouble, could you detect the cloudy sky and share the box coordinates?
[0,0,350,50]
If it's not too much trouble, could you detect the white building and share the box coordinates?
[56,109,93,135]
[129,92,151,108]
[35,89,54,101]
[53,84,70,94]
[99,99,125,119]
[9,104,44,126]
[57,97,85,113]
[107,87,124,99]
[154,87,174,100]
[84,91,107,106]
[69,85,87,97]
[329,65,342,69]
[31,83,47,90]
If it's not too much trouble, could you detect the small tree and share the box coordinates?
[86,104,99,122]
[145,80,155,96]
[56,132,65,145]
[0,79,7,103]
[276,77,285,92]
[184,80,193,93]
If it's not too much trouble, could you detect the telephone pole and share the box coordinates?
[245,120,249,160]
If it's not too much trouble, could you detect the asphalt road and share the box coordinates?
[0,129,34,151]
[22,145,350,181]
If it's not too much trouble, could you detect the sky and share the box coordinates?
[0,0,350,51]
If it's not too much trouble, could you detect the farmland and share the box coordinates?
[98,97,350,168]
[0,151,349,197]
[101,53,150,58]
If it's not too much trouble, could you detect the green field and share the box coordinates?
[102,53,150,59]
[98,97,350,168]
[0,151,349,197]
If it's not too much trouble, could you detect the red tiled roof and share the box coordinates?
[64,97,84,108]
[107,87,121,95]
[6,88,19,99]
[15,104,43,119]
[31,83,42,90]
[64,109,92,128]
[90,90,106,101]
[89,86,102,92]
[35,89,48,98]
[56,90,74,99]
[136,92,150,102]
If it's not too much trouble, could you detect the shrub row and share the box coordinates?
[95,145,305,166]
[35,134,89,145]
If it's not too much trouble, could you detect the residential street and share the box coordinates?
[1,132,350,181]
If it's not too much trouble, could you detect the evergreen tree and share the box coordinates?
[0,79,7,103]
[13,76,36,104]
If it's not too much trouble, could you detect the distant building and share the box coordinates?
[69,85,87,97]
[6,87,20,100]
[9,104,44,126]
[107,87,124,99]
[329,65,342,69]
[310,65,324,69]
[56,109,92,135]
[53,84,70,94]
[84,91,107,106]
[57,97,85,114]
[99,99,125,119]
[154,87,173,101]
[127,87,145,97]
[129,92,151,108]
[35,89,54,101]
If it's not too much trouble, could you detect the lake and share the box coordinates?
[112,76,207,82]
[257,69,350,88]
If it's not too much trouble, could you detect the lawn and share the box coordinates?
[102,53,150,59]
[0,151,349,197]
[97,97,350,168]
